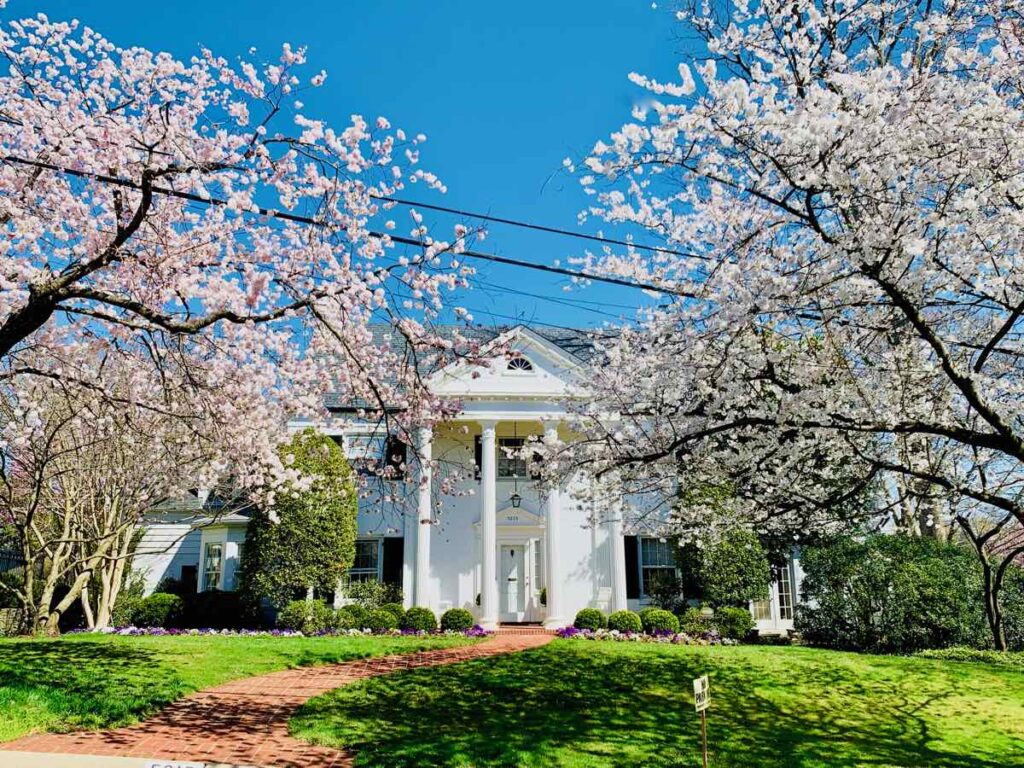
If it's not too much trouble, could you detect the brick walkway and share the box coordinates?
[1,630,553,767]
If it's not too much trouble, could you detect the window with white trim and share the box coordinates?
[498,438,528,479]
[777,563,794,620]
[507,356,534,372]
[203,542,223,591]
[639,537,678,597]
[347,539,381,583]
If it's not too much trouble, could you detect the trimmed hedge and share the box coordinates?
[132,593,184,628]
[716,606,755,640]
[364,608,399,632]
[573,608,607,631]
[401,606,437,632]
[640,608,679,635]
[440,608,475,632]
[381,602,406,622]
[277,599,335,633]
[607,610,642,633]
[336,603,368,629]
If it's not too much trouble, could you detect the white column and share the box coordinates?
[608,504,628,613]
[414,426,433,609]
[542,420,565,629]
[479,420,499,630]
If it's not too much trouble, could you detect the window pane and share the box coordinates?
[778,563,794,620]
[348,540,380,583]
[498,438,528,479]
[641,537,675,567]
[642,566,676,597]
[751,598,772,621]
[204,542,222,591]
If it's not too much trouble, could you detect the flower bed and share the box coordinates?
[556,626,737,645]
[67,624,492,638]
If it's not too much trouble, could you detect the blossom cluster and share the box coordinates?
[556,626,736,646]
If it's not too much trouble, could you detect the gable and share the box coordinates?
[426,326,585,398]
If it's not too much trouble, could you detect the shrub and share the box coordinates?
[333,609,355,630]
[1001,567,1024,652]
[364,608,399,632]
[716,606,755,640]
[401,606,437,632]
[640,608,680,634]
[916,646,1024,668]
[343,580,402,609]
[111,573,146,627]
[573,608,606,631]
[681,606,716,636]
[336,603,369,629]
[645,569,685,613]
[132,593,184,627]
[607,610,642,633]
[796,534,989,653]
[698,527,772,607]
[440,608,475,632]
[181,589,244,629]
[277,599,334,633]
[380,602,406,622]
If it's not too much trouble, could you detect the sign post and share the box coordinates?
[693,675,710,768]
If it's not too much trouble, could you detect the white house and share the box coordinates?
[133,324,802,633]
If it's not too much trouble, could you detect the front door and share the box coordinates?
[500,544,526,621]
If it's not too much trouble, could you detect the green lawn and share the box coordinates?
[0,632,476,742]
[290,639,1024,768]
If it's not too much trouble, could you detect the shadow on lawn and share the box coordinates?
[291,643,1018,768]
[0,638,187,730]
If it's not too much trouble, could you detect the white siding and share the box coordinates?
[132,514,202,595]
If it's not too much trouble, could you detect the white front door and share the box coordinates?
[500,544,526,621]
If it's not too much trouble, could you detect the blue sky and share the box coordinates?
[32,0,684,329]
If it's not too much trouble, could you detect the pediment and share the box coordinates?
[427,326,584,398]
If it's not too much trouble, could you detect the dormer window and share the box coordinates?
[507,356,534,372]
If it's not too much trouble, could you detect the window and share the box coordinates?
[203,542,223,591]
[507,356,534,372]
[498,438,528,479]
[347,539,381,583]
[346,433,386,475]
[383,436,408,475]
[639,537,678,597]
[751,597,772,621]
[230,544,244,590]
[777,563,794,621]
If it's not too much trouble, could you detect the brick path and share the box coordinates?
[1,630,553,767]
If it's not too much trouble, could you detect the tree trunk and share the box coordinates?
[981,560,1008,652]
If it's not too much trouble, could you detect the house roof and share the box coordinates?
[323,323,607,412]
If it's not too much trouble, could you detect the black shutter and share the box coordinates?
[384,436,407,475]
[382,537,404,586]
[474,435,482,480]
[624,535,640,599]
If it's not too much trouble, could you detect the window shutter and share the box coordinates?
[624,535,640,599]
[381,537,404,586]
[474,435,482,480]
[384,436,407,475]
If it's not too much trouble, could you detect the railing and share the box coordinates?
[0,549,25,573]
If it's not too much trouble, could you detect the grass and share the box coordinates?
[0,632,476,742]
[290,639,1024,768]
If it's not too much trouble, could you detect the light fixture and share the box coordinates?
[509,421,521,508]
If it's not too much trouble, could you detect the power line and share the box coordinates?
[2,155,696,299]
[370,193,709,262]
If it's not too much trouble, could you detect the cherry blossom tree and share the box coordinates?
[550,1,1024,648]
[0,351,251,633]
[0,5,473,498]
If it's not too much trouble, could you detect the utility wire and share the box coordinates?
[2,155,696,299]
[370,193,709,262]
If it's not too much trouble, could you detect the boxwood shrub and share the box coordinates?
[716,606,755,640]
[573,608,607,631]
[364,608,399,632]
[336,603,369,629]
[440,607,475,632]
[380,602,406,622]
[640,607,680,635]
[401,606,438,632]
[607,609,642,633]
[132,593,184,627]
[277,599,334,633]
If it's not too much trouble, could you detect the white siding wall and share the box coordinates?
[132,515,202,595]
